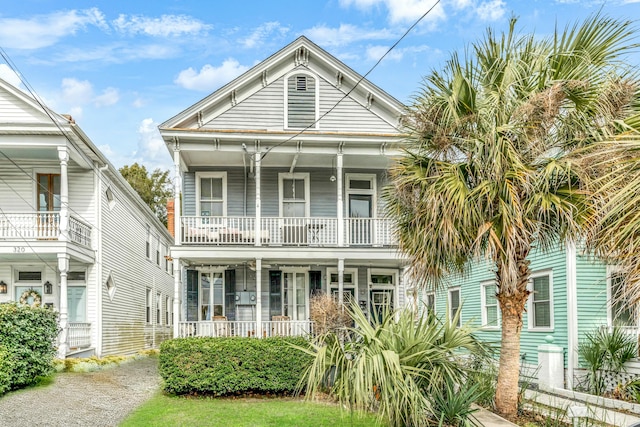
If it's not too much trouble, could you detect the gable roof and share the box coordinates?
[159,36,406,134]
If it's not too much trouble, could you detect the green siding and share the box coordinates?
[423,246,613,370]
[426,245,571,367]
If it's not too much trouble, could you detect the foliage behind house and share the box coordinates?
[159,337,313,396]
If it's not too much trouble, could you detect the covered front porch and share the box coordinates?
[171,250,406,339]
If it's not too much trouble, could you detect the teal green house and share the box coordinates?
[420,243,633,389]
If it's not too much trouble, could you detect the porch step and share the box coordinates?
[66,347,96,358]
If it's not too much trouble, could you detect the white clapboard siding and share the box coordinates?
[202,79,284,130]
[99,175,174,356]
[0,90,45,123]
[68,168,96,224]
[0,161,34,211]
[318,79,399,133]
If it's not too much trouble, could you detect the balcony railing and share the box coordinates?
[68,322,92,349]
[177,320,314,338]
[0,212,92,248]
[181,216,395,247]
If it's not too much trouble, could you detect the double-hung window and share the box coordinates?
[279,173,309,218]
[196,172,227,217]
[528,272,553,330]
[424,292,435,315]
[609,268,636,327]
[448,287,461,327]
[481,281,500,328]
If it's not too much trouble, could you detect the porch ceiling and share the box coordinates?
[181,150,394,169]
[172,246,407,269]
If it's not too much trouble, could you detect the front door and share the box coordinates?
[283,271,308,320]
[199,272,224,320]
[370,289,394,323]
[68,286,87,322]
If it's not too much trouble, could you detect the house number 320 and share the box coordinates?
[13,247,25,253]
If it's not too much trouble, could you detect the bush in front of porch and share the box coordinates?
[0,302,59,394]
[159,336,313,396]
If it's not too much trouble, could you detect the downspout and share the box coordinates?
[566,241,578,390]
[96,163,109,357]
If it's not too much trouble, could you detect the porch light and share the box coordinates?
[44,281,53,295]
[0,281,6,294]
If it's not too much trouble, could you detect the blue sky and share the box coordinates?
[1,0,639,171]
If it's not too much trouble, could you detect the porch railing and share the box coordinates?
[68,322,92,349]
[0,212,92,247]
[180,216,394,247]
[68,216,92,247]
[177,320,314,338]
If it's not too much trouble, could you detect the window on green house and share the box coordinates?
[610,272,635,326]
[448,288,461,327]
[482,282,499,328]
[424,292,435,315]
[531,274,552,329]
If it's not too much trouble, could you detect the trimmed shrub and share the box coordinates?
[160,337,313,396]
[0,345,12,395]
[0,302,59,392]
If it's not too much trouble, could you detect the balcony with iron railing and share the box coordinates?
[0,212,92,248]
[180,216,395,247]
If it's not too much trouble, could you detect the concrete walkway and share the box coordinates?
[0,356,160,427]
[471,405,519,426]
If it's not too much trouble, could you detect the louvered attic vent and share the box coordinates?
[296,76,307,91]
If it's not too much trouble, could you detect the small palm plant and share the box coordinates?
[578,326,637,395]
[298,302,488,427]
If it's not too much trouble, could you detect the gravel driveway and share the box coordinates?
[0,356,161,427]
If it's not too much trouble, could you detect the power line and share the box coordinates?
[261,0,441,160]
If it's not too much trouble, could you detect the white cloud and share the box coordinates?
[132,97,145,108]
[112,14,211,37]
[94,87,119,107]
[0,8,107,49]
[136,118,167,162]
[0,64,22,87]
[68,106,84,121]
[365,44,433,61]
[475,0,506,21]
[174,59,249,91]
[241,21,289,48]
[340,0,446,24]
[54,44,178,63]
[304,24,395,47]
[61,78,94,105]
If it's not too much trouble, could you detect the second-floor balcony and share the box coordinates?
[181,216,395,247]
[0,212,92,248]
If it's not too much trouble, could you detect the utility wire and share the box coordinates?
[261,0,441,160]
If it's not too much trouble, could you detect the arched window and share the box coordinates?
[286,73,317,129]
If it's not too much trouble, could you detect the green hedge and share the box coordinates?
[159,337,313,396]
[0,302,59,393]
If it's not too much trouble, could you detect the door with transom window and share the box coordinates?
[346,175,375,245]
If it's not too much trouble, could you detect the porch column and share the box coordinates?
[255,153,262,247]
[336,152,344,247]
[173,257,181,338]
[255,258,262,336]
[338,258,345,306]
[57,254,70,358]
[173,148,182,246]
[57,147,69,241]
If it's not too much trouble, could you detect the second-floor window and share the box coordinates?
[37,174,61,212]
[279,173,309,217]
[196,172,227,216]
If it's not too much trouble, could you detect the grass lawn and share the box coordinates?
[120,394,382,427]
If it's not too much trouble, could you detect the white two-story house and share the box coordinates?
[161,37,411,338]
[0,77,174,357]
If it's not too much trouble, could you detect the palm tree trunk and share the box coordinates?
[494,254,531,419]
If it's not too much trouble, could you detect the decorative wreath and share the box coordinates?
[19,289,42,307]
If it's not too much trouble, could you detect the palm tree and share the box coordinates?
[385,15,639,418]
[300,303,486,427]
[583,113,640,309]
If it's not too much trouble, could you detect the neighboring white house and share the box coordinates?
[160,36,411,338]
[0,77,174,358]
